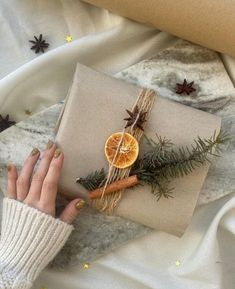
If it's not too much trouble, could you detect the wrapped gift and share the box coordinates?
[55,63,221,236]
[83,0,235,58]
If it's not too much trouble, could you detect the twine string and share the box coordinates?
[92,88,156,213]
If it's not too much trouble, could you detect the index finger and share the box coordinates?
[40,148,64,206]
[7,164,18,199]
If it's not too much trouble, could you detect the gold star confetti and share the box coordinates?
[40,286,46,289]
[175,260,181,267]
[83,263,91,269]
[66,35,73,43]
[25,109,32,116]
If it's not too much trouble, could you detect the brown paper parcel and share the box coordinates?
[83,0,235,58]
[55,63,221,236]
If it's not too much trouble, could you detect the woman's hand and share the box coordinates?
[6,140,84,224]
[0,140,83,289]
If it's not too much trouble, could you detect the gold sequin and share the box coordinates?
[175,260,181,267]
[66,35,73,43]
[83,263,90,269]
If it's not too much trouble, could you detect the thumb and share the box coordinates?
[60,198,86,224]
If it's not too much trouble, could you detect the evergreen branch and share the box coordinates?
[76,168,106,191]
[150,178,174,201]
[76,130,229,201]
[132,130,228,196]
[143,133,173,150]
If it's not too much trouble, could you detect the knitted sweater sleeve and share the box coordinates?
[0,198,73,289]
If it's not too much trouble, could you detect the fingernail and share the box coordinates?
[30,148,40,156]
[7,164,12,172]
[47,140,54,149]
[75,199,86,210]
[54,148,61,158]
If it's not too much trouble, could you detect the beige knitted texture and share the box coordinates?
[0,198,73,289]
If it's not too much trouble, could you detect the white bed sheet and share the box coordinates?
[0,1,234,288]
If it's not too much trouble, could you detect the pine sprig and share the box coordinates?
[155,130,227,179]
[76,168,106,191]
[132,130,228,199]
[77,131,229,200]
[150,178,174,201]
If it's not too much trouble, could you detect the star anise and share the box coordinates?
[29,34,49,54]
[124,106,147,131]
[0,114,16,132]
[176,79,196,95]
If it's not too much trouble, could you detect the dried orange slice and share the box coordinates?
[105,132,139,169]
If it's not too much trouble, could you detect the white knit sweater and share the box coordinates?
[0,198,73,289]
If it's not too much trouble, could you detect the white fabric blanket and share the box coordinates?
[0,1,234,288]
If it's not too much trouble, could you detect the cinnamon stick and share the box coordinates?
[61,175,140,201]
[89,175,139,200]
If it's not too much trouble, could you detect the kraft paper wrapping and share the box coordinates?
[83,0,235,58]
[55,63,221,236]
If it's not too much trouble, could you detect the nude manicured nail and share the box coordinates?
[54,148,61,158]
[75,199,86,210]
[30,148,40,156]
[7,164,12,172]
[47,140,54,149]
